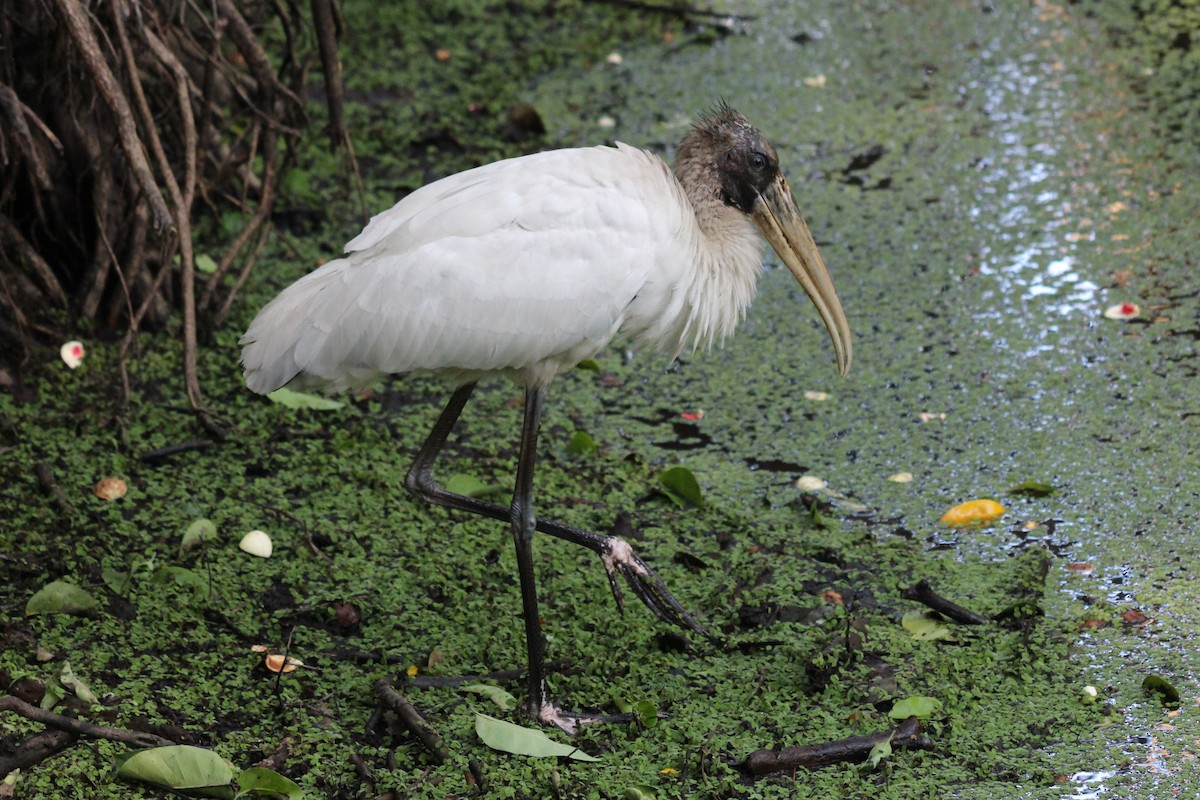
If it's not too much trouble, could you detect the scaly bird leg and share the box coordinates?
[404,384,712,642]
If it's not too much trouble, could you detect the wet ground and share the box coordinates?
[3,1,1198,798]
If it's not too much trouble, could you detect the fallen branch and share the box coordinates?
[373,677,486,787]
[373,678,452,764]
[0,695,176,750]
[0,727,78,776]
[741,716,933,776]
[901,579,990,625]
[140,438,214,463]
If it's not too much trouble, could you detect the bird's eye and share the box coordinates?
[751,152,768,171]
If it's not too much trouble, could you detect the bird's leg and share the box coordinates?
[509,387,553,721]
[405,383,713,650]
[404,382,478,495]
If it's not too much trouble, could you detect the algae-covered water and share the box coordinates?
[2,1,1197,798]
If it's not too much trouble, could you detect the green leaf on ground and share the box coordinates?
[25,579,99,616]
[445,473,505,498]
[116,745,234,792]
[1008,480,1056,497]
[266,387,344,410]
[181,518,218,554]
[1142,674,1180,707]
[866,739,892,768]
[152,566,210,602]
[460,683,517,711]
[901,610,956,641]
[565,430,599,456]
[235,766,303,798]
[474,713,600,761]
[889,695,941,720]
[59,661,99,705]
[658,467,703,508]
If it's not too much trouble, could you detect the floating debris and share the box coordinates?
[939,499,1005,526]
[93,477,127,501]
[887,472,914,483]
[795,475,827,492]
[1103,302,1139,320]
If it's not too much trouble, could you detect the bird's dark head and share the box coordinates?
[677,102,782,214]
[675,103,853,377]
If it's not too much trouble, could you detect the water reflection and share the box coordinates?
[967,59,1102,325]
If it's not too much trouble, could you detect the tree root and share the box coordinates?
[0,0,356,414]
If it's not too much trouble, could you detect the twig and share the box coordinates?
[901,579,990,625]
[0,695,176,749]
[373,678,452,764]
[141,438,214,462]
[741,716,932,776]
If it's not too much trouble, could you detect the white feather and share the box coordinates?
[241,141,764,394]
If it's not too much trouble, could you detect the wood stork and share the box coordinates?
[241,103,852,730]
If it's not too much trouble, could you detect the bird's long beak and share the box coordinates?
[752,175,852,376]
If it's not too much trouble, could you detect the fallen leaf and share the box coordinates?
[659,467,703,508]
[939,499,1005,526]
[237,767,303,799]
[180,518,217,553]
[460,683,517,711]
[445,473,505,498]
[901,611,956,642]
[116,745,234,791]
[93,477,127,500]
[474,713,599,761]
[266,387,344,410]
[264,653,303,673]
[1142,674,1180,707]
[565,431,599,456]
[1008,480,1055,497]
[25,580,99,616]
[795,475,827,492]
[889,695,941,720]
[59,661,99,705]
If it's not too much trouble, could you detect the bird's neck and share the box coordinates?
[673,161,764,352]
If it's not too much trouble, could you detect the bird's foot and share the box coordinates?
[600,537,716,642]
[536,701,663,735]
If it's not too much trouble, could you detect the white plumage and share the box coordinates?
[242,142,766,394]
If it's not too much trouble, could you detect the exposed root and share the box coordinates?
[0,0,358,410]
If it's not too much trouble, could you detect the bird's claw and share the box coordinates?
[600,537,714,641]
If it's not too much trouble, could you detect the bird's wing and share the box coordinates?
[241,144,692,393]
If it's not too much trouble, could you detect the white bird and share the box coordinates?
[241,104,852,731]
